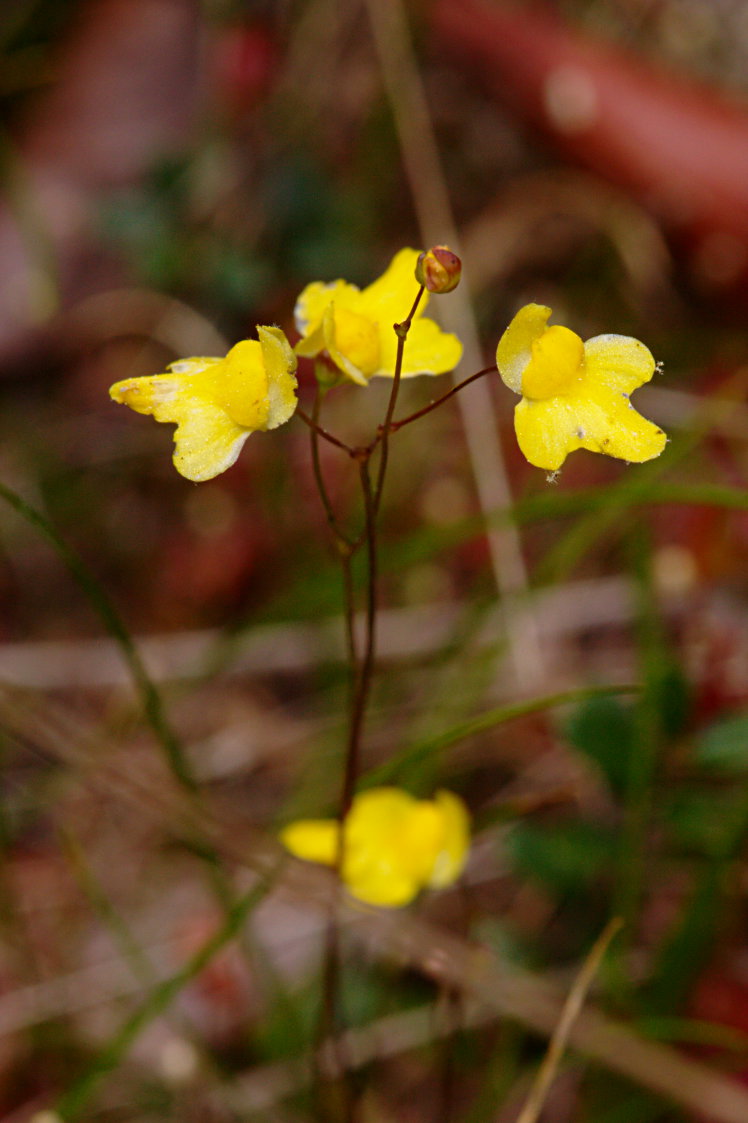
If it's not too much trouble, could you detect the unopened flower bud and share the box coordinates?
[415,245,462,294]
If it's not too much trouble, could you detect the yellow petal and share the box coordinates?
[359,248,425,325]
[331,306,381,380]
[377,315,463,379]
[217,329,297,429]
[343,788,425,906]
[321,304,371,385]
[583,333,656,394]
[111,369,248,481]
[521,325,585,400]
[342,859,420,907]
[514,389,666,471]
[595,392,667,462]
[496,303,551,394]
[280,819,340,866]
[169,397,252,482]
[294,319,327,361]
[293,278,361,334]
[214,340,270,430]
[258,325,299,427]
[428,790,470,888]
[345,787,416,842]
[399,802,446,882]
[109,366,208,416]
[295,304,370,385]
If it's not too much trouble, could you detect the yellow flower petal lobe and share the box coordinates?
[294,279,360,334]
[258,325,299,428]
[378,315,463,379]
[583,333,655,394]
[165,394,250,482]
[358,248,424,324]
[515,388,666,471]
[216,340,269,429]
[429,790,471,888]
[332,307,381,379]
[344,789,423,906]
[280,819,340,866]
[496,302,551,393]
[522,324,585,399]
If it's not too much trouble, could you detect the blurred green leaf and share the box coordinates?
[694,713,748,774]
[565,694,636,797]
[507,819,616,895]
[652,659,691,740]
[663,788,747,857]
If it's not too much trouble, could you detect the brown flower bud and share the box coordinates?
[415,245,462,294]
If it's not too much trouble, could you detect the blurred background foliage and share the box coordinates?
[4,0,748,1120]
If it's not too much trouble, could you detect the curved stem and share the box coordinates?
[389,364,496,433]
[308,387,355,551]
[297,404,356,455]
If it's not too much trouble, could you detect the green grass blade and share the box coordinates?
[0,478,195,792]
[364,683,641,788]
[53,879,268,1119]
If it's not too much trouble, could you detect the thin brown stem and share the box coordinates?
[315,473,362,1123]
[388,365,496,433]
[340,551,358,670]
[339,460,378,819]
[298,403,356,455]
[309,388,355,551]
[317,502,370,1123]
[317,912,357,1123]
[314,288,423,1123]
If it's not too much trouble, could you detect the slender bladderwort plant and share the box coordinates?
[105,242,668,1122]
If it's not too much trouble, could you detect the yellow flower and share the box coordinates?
[294,248,463,386]
[496,303,666,472]
[109,326,297,482]
[280,787,470,907]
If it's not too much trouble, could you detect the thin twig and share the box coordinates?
[308,386,355,550]
[515,918,623,1123]
[297,403,356,456]
[388,365,497,433]
[339,462,378,820]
